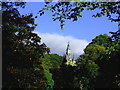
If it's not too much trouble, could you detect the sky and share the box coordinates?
[18,2,118,58]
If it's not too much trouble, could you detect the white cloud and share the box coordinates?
[35,32,89,59]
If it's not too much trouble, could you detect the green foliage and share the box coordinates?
[40,54,54,88]
[74,33,120,89]
[83,34,120,88]
[84,44,106,61]
[44,69,54,88]
[40,54,63,88]
[40,2,120,29]
[41,54,52,69]
[91,34,112,47]
[73,59,99,89]
[86,60,99,78]
[41,54,63,68]
[2,2,49,89]
[49,54,63,68]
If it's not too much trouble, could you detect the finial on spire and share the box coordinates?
[68,41,69,44]
[68,41,70,47]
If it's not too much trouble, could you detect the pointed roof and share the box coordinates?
[66,42,70,51]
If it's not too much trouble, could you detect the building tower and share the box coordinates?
[65,42,76,66]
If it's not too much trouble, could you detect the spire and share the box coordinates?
[65,42,76,66]
[66,42,71,55]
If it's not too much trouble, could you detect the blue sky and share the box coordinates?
[18,2,118,58]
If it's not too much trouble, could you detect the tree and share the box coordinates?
[40,54,54,88]
[40,54,64,88]
[40,1,120,29]
[78,34,120,88]
[91,34,112,47]
[84,44,106,61]
[73,44,102,89]
[73,33,120,89]
[49,54,64,68]
[2,2,49,89]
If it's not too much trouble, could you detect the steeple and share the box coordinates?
[66,42,72,63]
[65,42,76,66]
[66,42,71,55]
